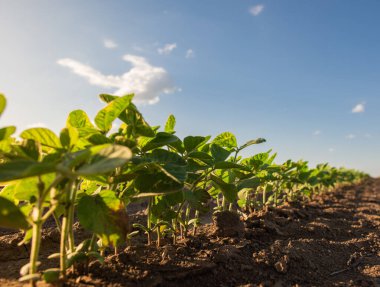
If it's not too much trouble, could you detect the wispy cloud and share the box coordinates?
[27,122,47,128]
[186,49,195,59]
[364,133,372,138]
[249,4,264,16]
[103,39,118,49]
[351,103,365,113]
[158,43,177,55]
[346,134,356,140]
[313,130,321,136]
[57,55,179,104]
[328,148,335,153]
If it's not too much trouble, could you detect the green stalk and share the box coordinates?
[29,205,42,287]
[173,201,185,243]
[52,212,61,233]
[156,222,161,247]
[192,210,199,236]
[60,215,69,278]
[28,177,47,287]
[184,204,191,236]
[147,198,152,245]
[67,183,78,253]
[262,185,267,209]
[60,181,74,278]
[222,196,227,211]
[172,218,177,245]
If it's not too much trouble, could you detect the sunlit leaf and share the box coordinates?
[95,95,133,133]
[78,190,129,246]
[0,126,16,141]
[0,196,29,230]
[0,94,6,117]
[20,128,61,149]
[164,114,176,134]
[76,144,132,175]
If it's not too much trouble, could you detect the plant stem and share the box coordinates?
[262,185,266,209]
[172,218,176,244]
[147,198,152,245]
[60,181,74,278]
[156,223,161,247]
[192,210,199,236]
[29,206,42,287]
[60,215,68,279]
[67,183,77,253]
[222,196,227,211]
[52,212,62,233]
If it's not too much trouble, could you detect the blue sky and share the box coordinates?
[0,0,379,176]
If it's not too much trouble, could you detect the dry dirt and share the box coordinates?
[0,178,379,287]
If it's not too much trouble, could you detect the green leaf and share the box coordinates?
[14,174,55,202]
[78,190,129,246]
[0,126,16,141]
[134,172,183,197]
[76,145,132,176]
[16,139,40,160]
[148,149,187,182]
[149,149,186,165]
[60,126,79,148]
[214,161,250,171]
[99,93,119,103]
[0,185,17,203]
[184,188,211,212]
[237,177,261,190]
[0,160,56,182]
[187,151,214,165]
[42,268,60,283]
[210,174,237,203]
[20,128,61,149]
[0,196,29,229]
[210,144,231,162]
[67,252,88,267]
[67,110,94,128]
[164,114,176,134]
[140,132,180,152]
[18,228,33,245]
[212,132,237,150]
[95,95,133,133]
[0,94,6,117]
[238,138,266,151]
[184,136,210,153]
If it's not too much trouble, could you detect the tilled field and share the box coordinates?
[0,179,379,287]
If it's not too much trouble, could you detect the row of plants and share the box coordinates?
[0,93,367,286]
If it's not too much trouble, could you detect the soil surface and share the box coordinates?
[0,178,379,287]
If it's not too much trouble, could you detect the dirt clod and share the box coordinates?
[274,255,290,273]
[213,210,245,237]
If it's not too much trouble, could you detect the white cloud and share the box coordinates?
[27,122,47,128]
[351,103,365,113]
[364,133,372,138]
[57,55,178,104]
[313,130,321,136]
[103,39,118,49]
[186,49,195,59]
[328,148,335,153]
[158,43,177,55]
[346,134,356,140]
[249,4,264,16]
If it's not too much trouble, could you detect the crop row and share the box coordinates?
[0,93,367,286]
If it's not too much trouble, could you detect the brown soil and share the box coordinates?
[0,178,379,287]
